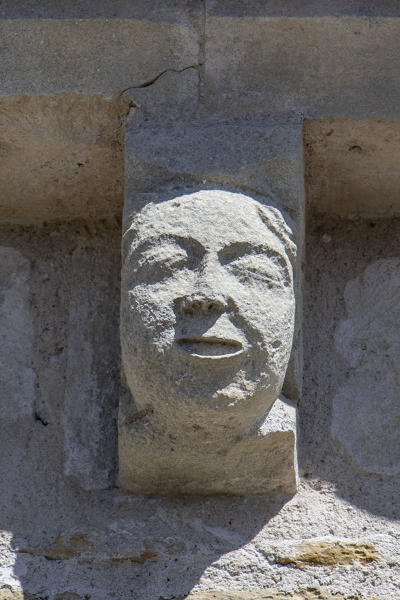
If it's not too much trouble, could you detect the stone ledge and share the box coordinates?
[0,93,130,224]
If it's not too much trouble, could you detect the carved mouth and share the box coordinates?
[176,336,243,358]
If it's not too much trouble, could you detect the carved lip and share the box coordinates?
[176,336,243,359]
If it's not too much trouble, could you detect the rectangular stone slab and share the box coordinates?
[119,398,297,496]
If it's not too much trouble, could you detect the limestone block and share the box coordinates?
[125,121,304,220]
[206,1,400,18]
[305,119,400,218]
[0,247,35,421]
[0,18,199,96]
[0,0,203,21]
[119,397,297,496]
[332,258,400,474]
[203,17,400,120]
[63,248,119,490]
[124,66,199,125]
[0,93,130,224]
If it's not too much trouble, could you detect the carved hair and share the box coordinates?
[122,192,297,273]
[256,205,297,273]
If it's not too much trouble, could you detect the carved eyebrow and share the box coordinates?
[218,241,292,277]
[127,234,205,263]
[218,241,283,261]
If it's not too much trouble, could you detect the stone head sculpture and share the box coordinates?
[120,190,296,447]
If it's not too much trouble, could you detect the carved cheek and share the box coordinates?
[240,287,294,341]
[129,286,174,325]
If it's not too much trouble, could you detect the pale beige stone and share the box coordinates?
[332,258,400,474]
[0,18,199,96]
[203,17,400,120]
[125,121,305,402]
[119,190,298,495]
[305,119,400,218]
[0,93,130,224]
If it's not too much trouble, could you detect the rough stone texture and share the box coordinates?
[1,4,400,600]
[299,216,400,572]
[0,93,130,224]
[0,218,399,600]
[2,12,400,124]
[0,18,199,96]
[125,121,304,220]
[305,119,400,218]
[186,589,381,600]
[125,121,305,402]
[63,246,121,489]
[120,191,297,495]
[120,397,297,496]
[276,539,379,568]
[0,247,35,421]
[331,258,400,475]
[203,17,400,120]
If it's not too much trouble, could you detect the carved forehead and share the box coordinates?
[124,191,295,261]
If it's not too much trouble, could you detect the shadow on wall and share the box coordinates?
[299,214,400,519]
[0,220,293,599]
[6,481,291,599]
[2,212,400,598]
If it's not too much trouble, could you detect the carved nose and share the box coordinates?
[181,296,227,315]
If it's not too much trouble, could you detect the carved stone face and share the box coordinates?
[121,191,296,437]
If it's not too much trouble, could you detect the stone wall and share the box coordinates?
[0,2,399,599]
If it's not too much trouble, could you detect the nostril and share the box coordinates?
[180,297,227,315]
[208,301,221,312]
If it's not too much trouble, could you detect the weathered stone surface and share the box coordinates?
[120,191,297,495]
[0,533,20,594]
[185,591,375,600]
[125,121,305,401]
[0,18,199,96]
[277,540,379,569]
[305,119,400,218]
[0,589,24,600]
[124,65,199,124]
[0,93,131,224]
[0,0,203,20]
[120,397,297,496]
[1,6,400,600]
[63,246,120,490]
[18,528,160,564]
[203,17,400,120]
[332,258,400,475]
[206,1,400,17]
[0,247,35,420]
[125,121,304,220]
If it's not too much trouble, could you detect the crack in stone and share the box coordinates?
[117,65,199,99]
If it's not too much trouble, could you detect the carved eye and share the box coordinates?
[134,244,188,281]
[227,255,284,288]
